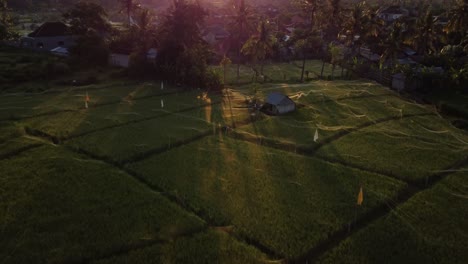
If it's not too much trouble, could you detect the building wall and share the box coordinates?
[109,54,130,68]
[276,103,295,114]
[21,36,75,51]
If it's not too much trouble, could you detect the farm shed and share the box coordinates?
[262,92,296,115]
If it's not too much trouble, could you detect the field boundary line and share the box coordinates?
[0,88,209,122]
[65,145,281,261]
[289,155,468,263]
[0,143,43,161]
[21,101,221,144]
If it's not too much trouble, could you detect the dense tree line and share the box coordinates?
[3,0,467,90]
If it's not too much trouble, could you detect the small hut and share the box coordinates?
[261,92,296,115]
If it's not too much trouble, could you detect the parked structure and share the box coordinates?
[261,92,296,115]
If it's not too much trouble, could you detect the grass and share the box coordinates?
[0,146,205,264]
[317,168,468,264]
[92,229,268,264]
[127,136,406,258]
[315,115,468,182]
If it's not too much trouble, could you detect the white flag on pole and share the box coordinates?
[161,81,164,90]
[314,129,319,142]
[161,99,164,108]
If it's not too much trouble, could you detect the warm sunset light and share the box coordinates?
[0,0,467,263]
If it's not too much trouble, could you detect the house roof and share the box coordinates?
[51,46,69,56]
[266,92,294,106]
[28,22,71,37]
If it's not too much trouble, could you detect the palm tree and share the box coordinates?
[229,0,254,83]
[298,0,327,30]
[445,0,468,36]
[120,0,141,26]
[323,0,343,41]
[133,8,155,51]
[407,7,439,55]
[380,20,404,67]
[341,1,371,55]
[241,20,276,81]
[292,29,323,81]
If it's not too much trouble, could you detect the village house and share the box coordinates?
[377,6,409,23]
[261,92,296,115]
[20,22,75,51]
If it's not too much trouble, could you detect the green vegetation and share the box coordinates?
[0,136,41,157]
[19,90,216,138]
[237,83,432,147]
[67,110,214,163]
[92,230,267,264]
[1,57,467,262]
[317,168,468,264]
[128,136,406,258]
[0,146,205,263]
[214,60,345,85]
[316,115,468,182]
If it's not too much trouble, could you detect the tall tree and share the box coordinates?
[119,0,141,26]
[0,0,17,41]
[407,6,439,55]
[323,0,343,41]
[445,0,468,36]
[157,0,217,88]
[62,1,111,35]
[241,19,276,80]
[380,20,404,67]
[133,8,156,52]
[341,1,369,53]
[63,2,111,66]
[228,0,254,83]
[292,29,323,81]
[296,0,327,30]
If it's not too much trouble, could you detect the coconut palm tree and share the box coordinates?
[292,29,323,81]
[228,0,255,83]
[445,0,468,36]
[407,7,439,55]
[133,8,155,51]
[241,20,276,81]
[323,0,343,41]
[120,0,141,26]
[380,20,404,67]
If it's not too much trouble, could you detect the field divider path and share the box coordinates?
[22,101,222,143]
[0,143,43,161]
[66,145,281,262]
[291,154,468,264]
[229,113,437,185]
[310,113,437,153]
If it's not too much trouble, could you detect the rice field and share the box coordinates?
[316,168,468,264]
[1,61,467,263]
